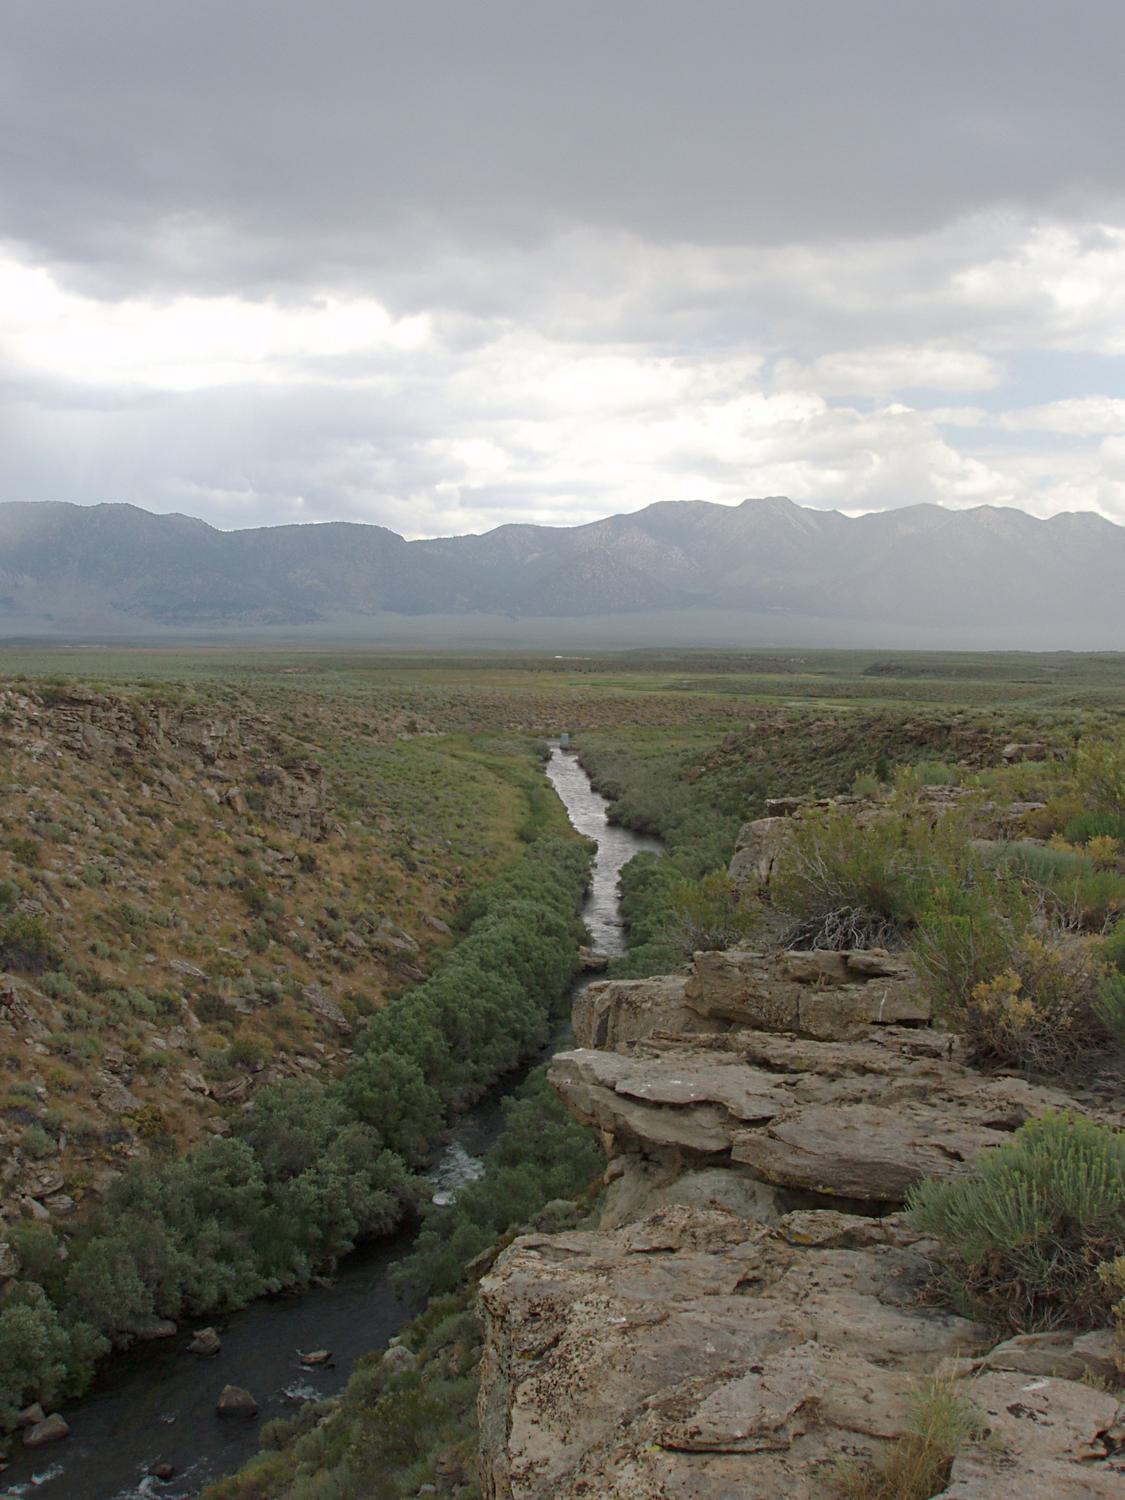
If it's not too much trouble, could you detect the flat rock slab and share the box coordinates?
[478,1204,983,1500]
[551,1033,1081,1203]
[549,1048,787,1155]
[732,1100,1010,1201]
[936,1371,1125,1497]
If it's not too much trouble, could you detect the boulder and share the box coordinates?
[370,919,420,956]
[600,1156,780,1229]
[133,1317,177,1342]
[1001,741,1050,763]
[258,761,330,840]
[382,1343,417,1376]
[728,816,791,889]
[23,1412,69,1446]
[577,947,609,972]
[301,984,352,1034]
[571,974,723,1050]
[223,786,249,816]
[215,1384,258,1418]
[765,796,805,817]
[298,1348,332,1367]
[550,1046,788,1158]
[15,1402,45,1429]
[92,1070,142,1115]
[188,1326,222,1357]
[980,1327,1121,1385]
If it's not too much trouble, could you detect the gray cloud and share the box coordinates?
[3,2,1125,536]
[6,1,1125,297]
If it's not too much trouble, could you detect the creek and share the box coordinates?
[2,745,659,1500]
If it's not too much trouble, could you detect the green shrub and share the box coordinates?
[992,841,1125,932]
[20,1125,55,1160]
[666,869,760,953]
[997,841,1092,884]
[109,900,148,935]
[1095,972,1125,1047]
[1064,810,1125,846]
[193,992,233,1025]
[607,853,685,978]
[910,874,1027,1018]
[954,936,1116,1072]
[1104,918,1125,974]
[40,970,79,1002]
[0,913,60,974]
[893,759,960,791]
[4,836,40,868]
[907,1113,1125,1331]
[0,1289,89,1428]
[769,805,980,950]
[1099,1257,1125,1373]
[1074,735,1125,819]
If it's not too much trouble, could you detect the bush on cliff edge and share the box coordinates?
[906,1112,1125,1333]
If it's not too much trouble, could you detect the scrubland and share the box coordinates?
[0,645,1122,1495]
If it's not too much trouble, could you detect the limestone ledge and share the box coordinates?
[478,942,1124,1498]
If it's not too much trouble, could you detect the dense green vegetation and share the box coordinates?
[203,1069,604,1500]
[574,704,1057,977]
[0,833,591,1427]
[391,1069,603,1303]
[907,1113,1125,1333]
[758,736,1125,1073]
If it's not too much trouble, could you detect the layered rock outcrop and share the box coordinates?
[478,945,1124,1497]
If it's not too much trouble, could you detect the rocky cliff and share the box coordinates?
[477,944,1124,1497]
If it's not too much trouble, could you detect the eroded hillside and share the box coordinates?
[0,678,547,1230]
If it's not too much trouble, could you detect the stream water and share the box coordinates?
[2,745,659,1500]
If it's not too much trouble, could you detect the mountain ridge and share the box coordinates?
[1,495,1122,646]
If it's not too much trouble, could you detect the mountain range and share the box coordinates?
[1,496,1122,647]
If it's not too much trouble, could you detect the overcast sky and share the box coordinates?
[3,1,1125,537]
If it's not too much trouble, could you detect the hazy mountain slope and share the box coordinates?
[1,496,1122,643]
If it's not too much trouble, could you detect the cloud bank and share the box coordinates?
[3,1,1125,535]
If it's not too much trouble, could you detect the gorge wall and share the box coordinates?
[476,937,1124,1497]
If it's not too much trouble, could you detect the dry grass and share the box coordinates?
[833,1378,986,1500]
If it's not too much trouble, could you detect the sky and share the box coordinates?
[3,1,1125,538]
